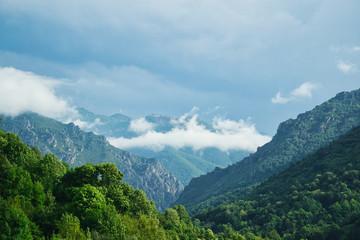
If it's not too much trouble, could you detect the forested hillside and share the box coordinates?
[196,125,360,239]
[1,113,183,211]
[0,124,212,240]
[176,89,360,214]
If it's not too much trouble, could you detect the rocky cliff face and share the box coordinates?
[175,88,360,214]
[1,112,183,211]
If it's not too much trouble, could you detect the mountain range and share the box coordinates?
[69,108,250,185]
[175,88,360,214]
[1,113,183,211]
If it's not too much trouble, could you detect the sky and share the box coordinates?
[0,0,360,140]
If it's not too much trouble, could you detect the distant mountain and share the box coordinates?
[72,108,250,185]
[1,112,183,211]
[175,88,360,214]
[72,107,135,138]
[196,125,360,239]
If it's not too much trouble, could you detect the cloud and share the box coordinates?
[68,118,103,132]
[0,67,76,118]
[353,46,360,52]
[129,118,155,134]
[108,111,271,152]
[0,0,323,79]
[291,82,318,98]
[337,60,357,74]
[57,64,225,117]
[271,92,291,104]
[271,82,318,104]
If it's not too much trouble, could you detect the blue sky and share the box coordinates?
[0,0,360,136]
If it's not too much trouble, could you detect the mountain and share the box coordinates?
[0,127,208,240]
[196,125,360,239]
[71,107,135,138]
[72,108,250,185]
[175,88,360,214]
[1,112,183,211]
[129,147,249,185]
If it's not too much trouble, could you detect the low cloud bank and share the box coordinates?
[0,67,76,119]
[108,112,271,152]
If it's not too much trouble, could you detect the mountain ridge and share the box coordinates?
[175,88,360,214]
[196,125,360,239]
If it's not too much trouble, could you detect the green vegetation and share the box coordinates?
[176,89,360,214]
[0,128,210,239]
[195,126,360,239]
[1,112,184,211]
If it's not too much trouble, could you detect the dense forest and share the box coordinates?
[195,126,360,239]
[0,119,214,240]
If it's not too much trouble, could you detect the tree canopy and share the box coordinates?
[0,128,210,239]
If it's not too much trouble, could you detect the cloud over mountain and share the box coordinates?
[108,111,271,152]
[0,67,76,119]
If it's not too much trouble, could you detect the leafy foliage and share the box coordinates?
[196,126,360,239]
[0,128,208,239]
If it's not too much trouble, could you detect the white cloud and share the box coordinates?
[67,118,103,132]
[129,118,155,134]
[337,60,357,74]
[291,82,318,98]
[271,82,318,104]
[0,67,76,118]
[108,111,271,152]
[271,92,291,104]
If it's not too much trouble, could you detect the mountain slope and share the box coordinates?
[73,108,250,185]
[176,88,360,213]
[196,125,360,239]
[1,112,183,211]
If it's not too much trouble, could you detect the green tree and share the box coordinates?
[96,163,124,187]
[70,184,107,229]
[0,198,33,240]
[56,213,86,240]
[204,229,215,240]
[165,208,181,229]
[97,205,125,240]
[37,154,67,190]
